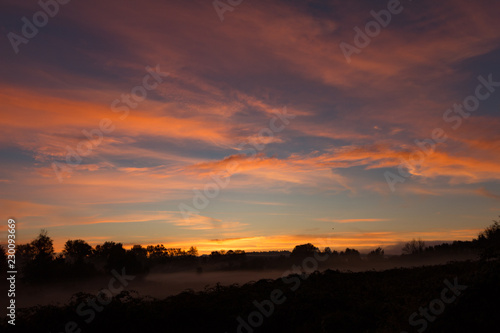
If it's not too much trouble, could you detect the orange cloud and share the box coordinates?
[476,188,500,201]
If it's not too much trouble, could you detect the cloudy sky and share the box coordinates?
[1,0,500,254]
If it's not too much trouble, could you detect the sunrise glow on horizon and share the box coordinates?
[1,0,500,255]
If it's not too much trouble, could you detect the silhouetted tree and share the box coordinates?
[210,251,222,258]
[187,246,199,257]
[291,243,319,258]
[19,230,55,282]
[94,241,127,271]
[478,219,500,260]
[147,244,168,261]
[63,239,93,264]
[402,239,425,255]
[15,243,34,264]
[16,229,54,263]
[234,250,246,255]
[367,247,385,261]
[30,229,54,261]
[340,248,361,262]
[130,245,148,259]
[166,248,185,257]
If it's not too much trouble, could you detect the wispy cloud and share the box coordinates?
[476,187,500,201]
[1,0,499,251]
[317,218,391,223]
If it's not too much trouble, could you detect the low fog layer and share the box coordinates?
[15,254,474,308]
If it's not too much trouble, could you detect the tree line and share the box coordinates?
[1,219,499,283]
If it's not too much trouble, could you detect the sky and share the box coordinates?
[1,0,500,254]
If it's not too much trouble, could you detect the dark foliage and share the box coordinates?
[3,260,499,332]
